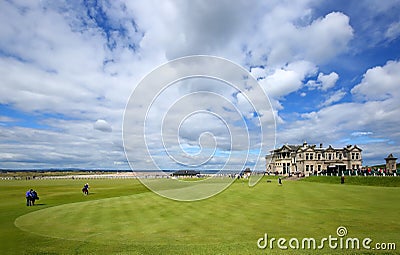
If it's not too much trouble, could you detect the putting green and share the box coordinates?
[14,178,400,254]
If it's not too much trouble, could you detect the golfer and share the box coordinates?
[25,189,33,206]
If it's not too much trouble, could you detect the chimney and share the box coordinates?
[320,143,323,148]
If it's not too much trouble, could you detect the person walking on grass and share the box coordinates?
[278,177,282,186]
[82,183,89,195]
[25,189,33,206]
[31,190,39,205]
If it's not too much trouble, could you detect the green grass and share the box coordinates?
[1,177,399,254]
[302,175,400,187]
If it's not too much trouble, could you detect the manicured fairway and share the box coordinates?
[1,177,400,254]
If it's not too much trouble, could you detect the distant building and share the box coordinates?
[242,167,251,178]
[385,153,397,173]
[172,170,200,177]
[265,142,362,176]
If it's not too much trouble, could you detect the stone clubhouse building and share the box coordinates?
[265,142,362,176]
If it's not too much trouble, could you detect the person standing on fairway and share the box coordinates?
[25,189,33,206]
[31,190,39,205]
[278,177,282,185]
[82,183,89,195]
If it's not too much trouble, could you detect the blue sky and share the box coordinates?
[1,0,400,170]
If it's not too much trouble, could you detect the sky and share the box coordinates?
[1,0,400,170]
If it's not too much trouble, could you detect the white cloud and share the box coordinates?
[318,72,339,91]
[94,119,112,132]
[307,72,339,91]
[250,67,266,80]
[253,11,353,66]
[0,116,18,123]
[263,69,303,98]
[351,60,400,100]
[300,12,353,63]
[261,60,317,99]
[319,89,346,107]
[385,21,400,41]
[0,121,125,169]
[351,131,373,136]
[127,1,354,68]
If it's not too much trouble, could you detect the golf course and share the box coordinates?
[1,176,399,254]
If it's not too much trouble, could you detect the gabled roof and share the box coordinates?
[272,144,300,153]
[301,147,315,152]
[325,145,335,151]
[286,145,301,151]
[385,153,397,160]
[344,145,362,152]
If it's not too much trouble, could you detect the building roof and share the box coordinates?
[272,144,300,152]
[385,153,397,160]
[269,143,362,154]
[344,144,362,152]
[243,167,251,173]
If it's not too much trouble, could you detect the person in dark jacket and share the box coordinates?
[31,190,39,205]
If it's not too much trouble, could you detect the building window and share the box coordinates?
[338,153,342,160]
[355,153,359,160]
[318,165,321,171]
[305,153,309,160]
[306,165,309,172]
[317,154,321,160]
[310,165,314,171]
[351,153,355,160]
[328,154,332,160]
[310,153,314,160]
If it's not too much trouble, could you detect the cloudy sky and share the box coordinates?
[1,0,400,170]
